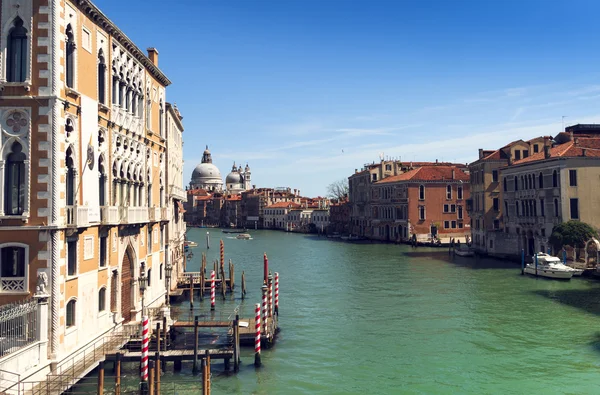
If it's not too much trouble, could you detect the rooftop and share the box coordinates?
[512,138,600,165]
[375,165,470,184]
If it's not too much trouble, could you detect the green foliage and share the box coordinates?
[549,220,598,250]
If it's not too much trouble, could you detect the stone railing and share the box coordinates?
[148,207,161,222]
[66,206,89,228]
[100,206,119,225]
[119,207,148,224]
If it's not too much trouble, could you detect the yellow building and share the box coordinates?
[0,0,184,384]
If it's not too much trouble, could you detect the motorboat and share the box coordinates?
[524,253,574,279]
[454,244,474,257]
[184,241,198,248]
[236,233,252,240]
[223,229,248,234]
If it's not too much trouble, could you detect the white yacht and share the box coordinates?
[524,253,573,279]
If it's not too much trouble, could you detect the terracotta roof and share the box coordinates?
[375,165,470,184]
[188,188,210,196]
[224,195,241,201]
[266,201,301,209]
[513,138,600,165]
[194,195,212,201]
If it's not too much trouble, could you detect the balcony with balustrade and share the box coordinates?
[119,206,148,224]
[65,206,89,228]
[148,207,161,222]
[100,206,119,225]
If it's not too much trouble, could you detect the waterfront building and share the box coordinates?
[222,194,242,227]
[374,164,471,243]
[0,0,182,383]
[494,136,600,258]
[310,208,330,233]
[467,137,547,254]
[328,198,351,234]
[240,187,302,229]
[264,202,301,229]
[166,103,186,285]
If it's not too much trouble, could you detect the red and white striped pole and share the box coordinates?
[210,270,216,311]
[141,315,149,386]
[263,253,269,285]
[254,303,261,367]
[261,284,268,338]
[274,272,279,315]
[267,273,273,318]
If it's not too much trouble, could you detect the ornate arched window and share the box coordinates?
[66,24,75,88]
[66,146,76,206]
[5,142,26,215]
[99,156,107,206]
[0,244,27,292]
[554,198,559,217]
[98,49,106,104]
[98,287,106,312]
[7,18,28,83]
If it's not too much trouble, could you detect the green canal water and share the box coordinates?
[84,229,600,394]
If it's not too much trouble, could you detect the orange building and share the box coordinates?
[0,0,184,382]
[373,165,471,243]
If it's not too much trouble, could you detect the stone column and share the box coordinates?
[34,272,50,365]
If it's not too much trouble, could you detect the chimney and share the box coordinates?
[544,144,550,159]
[478,148,483,159]
[147,48,159,66]
[435,159,438,164]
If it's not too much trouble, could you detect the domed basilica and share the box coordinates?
[190,146,251,194]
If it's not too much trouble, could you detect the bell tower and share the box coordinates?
[244,163,251,190]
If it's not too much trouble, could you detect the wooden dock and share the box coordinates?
[105,348,233,362]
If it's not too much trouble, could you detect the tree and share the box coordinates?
[327,178,349,201]
[549,220,598,251]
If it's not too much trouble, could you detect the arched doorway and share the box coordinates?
[585,238,600,267]
[526,230,534,256]
[121,248,134,323]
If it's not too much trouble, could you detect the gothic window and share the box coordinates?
[66,147,76,206]
[65,118,74,140]
[66,24,75,88]
[98,287,106,312]
[112,75,119,105]
[419,185,425,200]
[66,299,76,327]
[7,18,28,83]
[98,50,106,104]
[0,245,26,292]
[159,101,164,137]
[552,170,558,188]
[538,172,544,189]
[99,156,107,206]
[5,142,26,215]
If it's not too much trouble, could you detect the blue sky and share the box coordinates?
[95,0,600,197]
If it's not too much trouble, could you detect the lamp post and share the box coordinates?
[165,262,173,306]
[138,270,148,395]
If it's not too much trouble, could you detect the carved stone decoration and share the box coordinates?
[35,271,49,296]
[87,142,94,170]
[6,111,28,133]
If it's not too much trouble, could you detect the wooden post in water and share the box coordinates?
[189,274,194,307]
[97,361,105,395]
[205,350,211,394]
[115,352,122,395]
[521,249,525,275]
[230,261,235,290]
[148,361,155,395]
[206,231,210,249]
[221,267,227,300]
[154,352,161,395]
[233,314,240,372]
[193,316,199,374]
[156,322,161,353]
[241,271,246,300]
[201,357,207,395]
[200,271,205,301]
[163,316,167,351]
[213,261,218,280]
[220,239,224,273]
[263,253,269,285]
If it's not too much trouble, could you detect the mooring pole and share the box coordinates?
[210,270,216,310]
[263,253,269,285]
[155,352,161,395]
[206,231,210,249]
[233,314,240,372]
[241,271,246,300]
[274,272,279,315]
[262,284,268,339]
[200,271,205,301]
[535,252,538,277]
[193,315,199,374]
[97,361,105,395]
[521,249,525,275]
[148,361,154,395]
[254,303,261,367]
[189,274,194,307]
[268,273,273,318]
[115,352,122,395]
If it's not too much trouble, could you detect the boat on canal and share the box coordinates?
[454,244,474,257]
[236,233,252,240]
[524,253,574,279]
[184,240,198,248]
[223,228,248,234]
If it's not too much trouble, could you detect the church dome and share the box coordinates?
[226,171,243,184]
[192,163,222,181]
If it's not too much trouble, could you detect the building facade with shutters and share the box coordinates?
[0,0,183,382]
